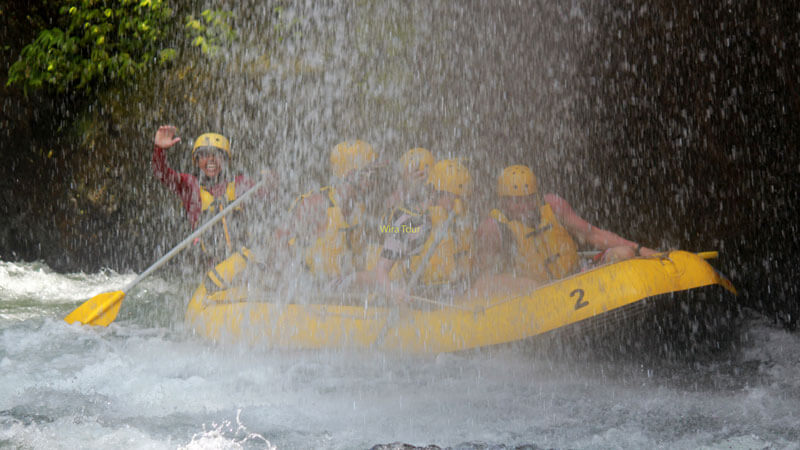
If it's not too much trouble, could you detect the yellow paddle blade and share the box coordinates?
[64,290,126,326]
[697,251,719,260]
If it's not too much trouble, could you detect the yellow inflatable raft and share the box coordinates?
[186,250,736,353]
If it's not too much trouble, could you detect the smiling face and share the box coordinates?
[194,148,226,178]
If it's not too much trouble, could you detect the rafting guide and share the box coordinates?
[151,125,277,264]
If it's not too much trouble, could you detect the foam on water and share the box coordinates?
[179,411,275,450]
[1,262,799,449]
[0,260,134,304]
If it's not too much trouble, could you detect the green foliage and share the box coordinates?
[6,0,235,94]
[272,6,302,43]
[7,0,171,93]
[185,9,237,56]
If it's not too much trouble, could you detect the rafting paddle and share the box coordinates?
[373,209,457,347]
[64,178,269,326]
[407,209,457,289]
[577,250,719,260]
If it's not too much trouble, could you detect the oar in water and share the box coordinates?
[64,178,269,326]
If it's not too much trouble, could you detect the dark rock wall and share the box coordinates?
[578,0,800,325]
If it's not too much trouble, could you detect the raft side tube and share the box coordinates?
[185,250,737,353]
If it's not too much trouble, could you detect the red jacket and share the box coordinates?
[151,145,254,229]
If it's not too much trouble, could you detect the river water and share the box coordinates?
[4,0,799,448]
[1,260,799,449]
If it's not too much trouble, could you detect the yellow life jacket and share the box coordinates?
[363,208,390,276]
[202,247,253,296]
[288,186,365,277]
[363,206,421,282]
[490,203,579,282]
[198,182,239,258]
[407,205,472,286]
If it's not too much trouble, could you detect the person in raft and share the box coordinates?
[383,147,436,212]
[280,140,385,281]
[351,159,476,303]
[359,147,438,287]
[151,125,274,262]
[473,164,657,292]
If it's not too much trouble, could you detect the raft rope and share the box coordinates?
[405,294,474,311]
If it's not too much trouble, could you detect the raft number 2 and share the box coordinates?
[571,288,588,310]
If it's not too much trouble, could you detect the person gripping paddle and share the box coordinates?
[151,125,277,262]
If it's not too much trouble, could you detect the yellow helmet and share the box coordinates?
[497,165,538,197]
[400,147,435,174]
[192,132,231,159]
[427,159,472,197]
[330,140,377,178]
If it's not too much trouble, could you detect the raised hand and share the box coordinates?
[154,125,181,149]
